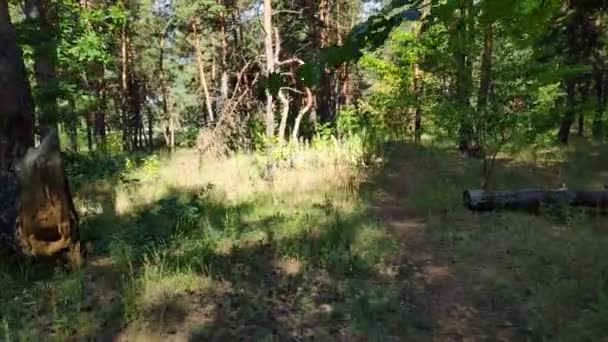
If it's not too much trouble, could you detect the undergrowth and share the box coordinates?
[0,135,400,341]
[1,137,608,341]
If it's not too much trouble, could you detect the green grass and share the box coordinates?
[392,140,608,341]
[0,138,403,341]
[2,138,608,340]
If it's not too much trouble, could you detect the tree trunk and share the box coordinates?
[464,188,608,212]
[302,0,319,132]
[292,88,314,142]
[119,17,142,152]
[121,23,130,151]
[410,62,423,143]
[94,108,106,151]
[263,0,275,137]
[86,113,93,152]
[93,79,107,150]
[0,0,35,172]
[169,111,175,152]
[558,81,576,144]
[578,111,585,137]
[414,106,422,143]
[158,30,171,151]
[0,0,81,266]
[219,4,229,115]
[128,73,142,150]
[592,15,605,139]
[16,130,81,264]
[66,98,78,152]
[278,90,290,142]
[336,1,356,109]
[577,81,590,137]
[192,22,215,125]
[147,108,154,150]
[477,24,493,114]
[24,0,59,137]
[476,23,495,189]
[316,0,334,123]
[592,72,605,138]
[411,7,427,144]
[558,6,585,145]
[453,0,474,152]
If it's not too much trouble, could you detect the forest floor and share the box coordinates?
[363,141,608,342]
[1,140,608,341]
[365,144,522,341]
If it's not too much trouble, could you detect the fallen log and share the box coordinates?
[463,188,608,212]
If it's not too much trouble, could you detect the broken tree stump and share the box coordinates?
[463,188,608,212]
[14,129,82,267]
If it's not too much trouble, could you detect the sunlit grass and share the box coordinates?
[15,136,394,340]
[402,141,608,341]
[4,138,608,340]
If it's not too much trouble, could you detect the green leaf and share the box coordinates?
[297,63,321,87]
[266,72,282,97]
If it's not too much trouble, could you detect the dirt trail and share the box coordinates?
[371,153,515,342]
[84,147,520,342]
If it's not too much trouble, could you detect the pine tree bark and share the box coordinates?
[592,14,605,139]
[316,0,334,124]
[219,3,229,115]
[24,0,59,137]
[66,98,78,152]
[121,23,130,151]
[119,16,142,152]
[157,22,171,151]
[278,90,290,142]
[94,85,107,150]
[578,83,589,137]
[86,113,93,152]
[476,22,495,189]
[128,73,142,150]
[263,0,275,137]
[0,0,35,172]
[477,24,493,114]
[414,64,422,143]
[453,0,474,152]
[120,13,142,151]
[192,22,215,125]
[558,81,576,144]
[558,5,590,145]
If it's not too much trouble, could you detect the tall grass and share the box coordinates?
[1,134,399,340]
[5,136,608,340]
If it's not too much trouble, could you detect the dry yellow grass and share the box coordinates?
[87,141,364,217]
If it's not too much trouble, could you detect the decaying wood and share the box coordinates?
[15,129,81,266]
[463,188,608,212]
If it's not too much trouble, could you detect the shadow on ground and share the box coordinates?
[1,141,608,341]
[358,141,608,341]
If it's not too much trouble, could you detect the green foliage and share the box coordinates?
[264,72,283,97]
[175,127,199,148]
[337,105,364,136]
[314,122,336,142]
[141,155,162,178]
